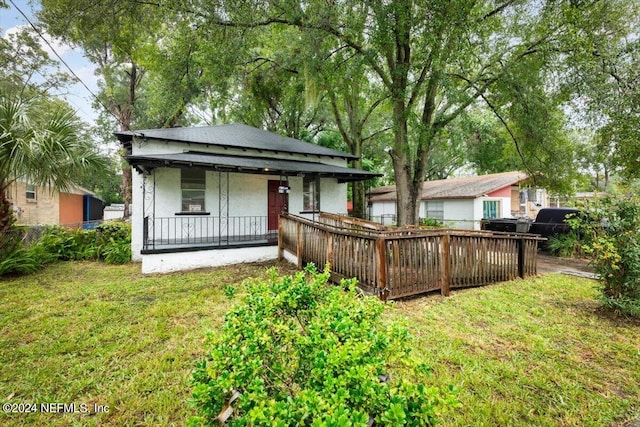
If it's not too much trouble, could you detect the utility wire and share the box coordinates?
[7,0,122,127]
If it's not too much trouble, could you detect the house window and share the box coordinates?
[302,176,320,212]
[181,169,205,212]
[26,184,36,201]
[425,201,444,220]
[483,200,500,219]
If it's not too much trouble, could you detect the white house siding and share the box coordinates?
[227,173,269,218]
[131,170,145,260]
[288,177,303,214]
[369,201,397,222]
[367,196,515,231]
[442,199,476,230]
[104,205,125,220]
[147,169,345,221]
[130,139,351,263]
[141,246,279,274]
[320,178,348,215]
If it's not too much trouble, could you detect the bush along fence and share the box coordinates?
[0,221,131,276]
[278,212,543,300]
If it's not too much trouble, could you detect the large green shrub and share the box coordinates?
[33,222,131,264]
[95,222,132,264]
[190,265,457,426]
[36,226,97,260]
[0,227,23,259]
[0,227,56,276]
[575,196,640,317]
[0,221,131,276]
[0,247,46,275]
[546,232,583,258]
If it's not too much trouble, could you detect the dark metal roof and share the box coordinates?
[125,152,381,183]
[115,123,358,160]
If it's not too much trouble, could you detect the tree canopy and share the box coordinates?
[1,5,109,229]
[32,0,640,224]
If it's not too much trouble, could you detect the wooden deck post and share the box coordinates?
[277,216,284,261]
[326,232,334,270]
[296,221,303,269]
[375,238,388,301]
[441,233,451,297]
[517,237,525,278]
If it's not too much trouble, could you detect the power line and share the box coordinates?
[7,0,122,127]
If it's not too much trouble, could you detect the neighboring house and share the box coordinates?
[555,191,606,208]
[5,180,104,228]
[104,204,126,221]
[367,171,546,230]
[115,123,380,274]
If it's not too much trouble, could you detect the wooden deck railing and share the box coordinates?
[278,213,542,300]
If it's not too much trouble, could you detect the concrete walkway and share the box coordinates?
[537,253,597,279]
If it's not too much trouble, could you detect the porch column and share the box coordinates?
[142,170,156,250]
[218,171,229,244]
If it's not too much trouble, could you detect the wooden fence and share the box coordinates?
[278,213,542,300]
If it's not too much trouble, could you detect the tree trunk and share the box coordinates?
[392,156,421,226]
[0,180,18,258]
[352,180,366,219]
[389,96,420,226]
[0,180,15,233]
[350,135,367,219]
[121,166,132,218]
[351,156,366,219]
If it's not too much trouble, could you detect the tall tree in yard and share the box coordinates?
[191,0,625,225]
[325,59,389,219]
[37,0,639,225]
[561,2,640,181]
[38,0,193,219]
[38,1,138,217]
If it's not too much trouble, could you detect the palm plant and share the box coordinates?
[0,95,107,231]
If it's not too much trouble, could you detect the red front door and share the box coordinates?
[268,180,288,231]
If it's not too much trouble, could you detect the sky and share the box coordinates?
[1,0,100,126]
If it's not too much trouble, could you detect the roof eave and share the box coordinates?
[114,131,359,161]
[124,155,380,183]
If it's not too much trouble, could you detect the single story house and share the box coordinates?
[115,123,380,274]
[103,204,126,221]
[367,171,547,230]
[5,180,103,228]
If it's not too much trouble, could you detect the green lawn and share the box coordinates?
[0,261,638,426]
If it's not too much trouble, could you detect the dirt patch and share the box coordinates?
[537,253,597,279]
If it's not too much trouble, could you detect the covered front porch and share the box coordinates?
[141,214,277,254]
[127,153,379,273]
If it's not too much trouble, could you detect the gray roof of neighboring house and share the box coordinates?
[125,152,381,183]
[368,171,528,202]
[114,123,358,160]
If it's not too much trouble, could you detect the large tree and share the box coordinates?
[559,1,640,181]
[186,0,625,225]
[323,56,389,218]
[38,0,189,216]
[37,0,638,224]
